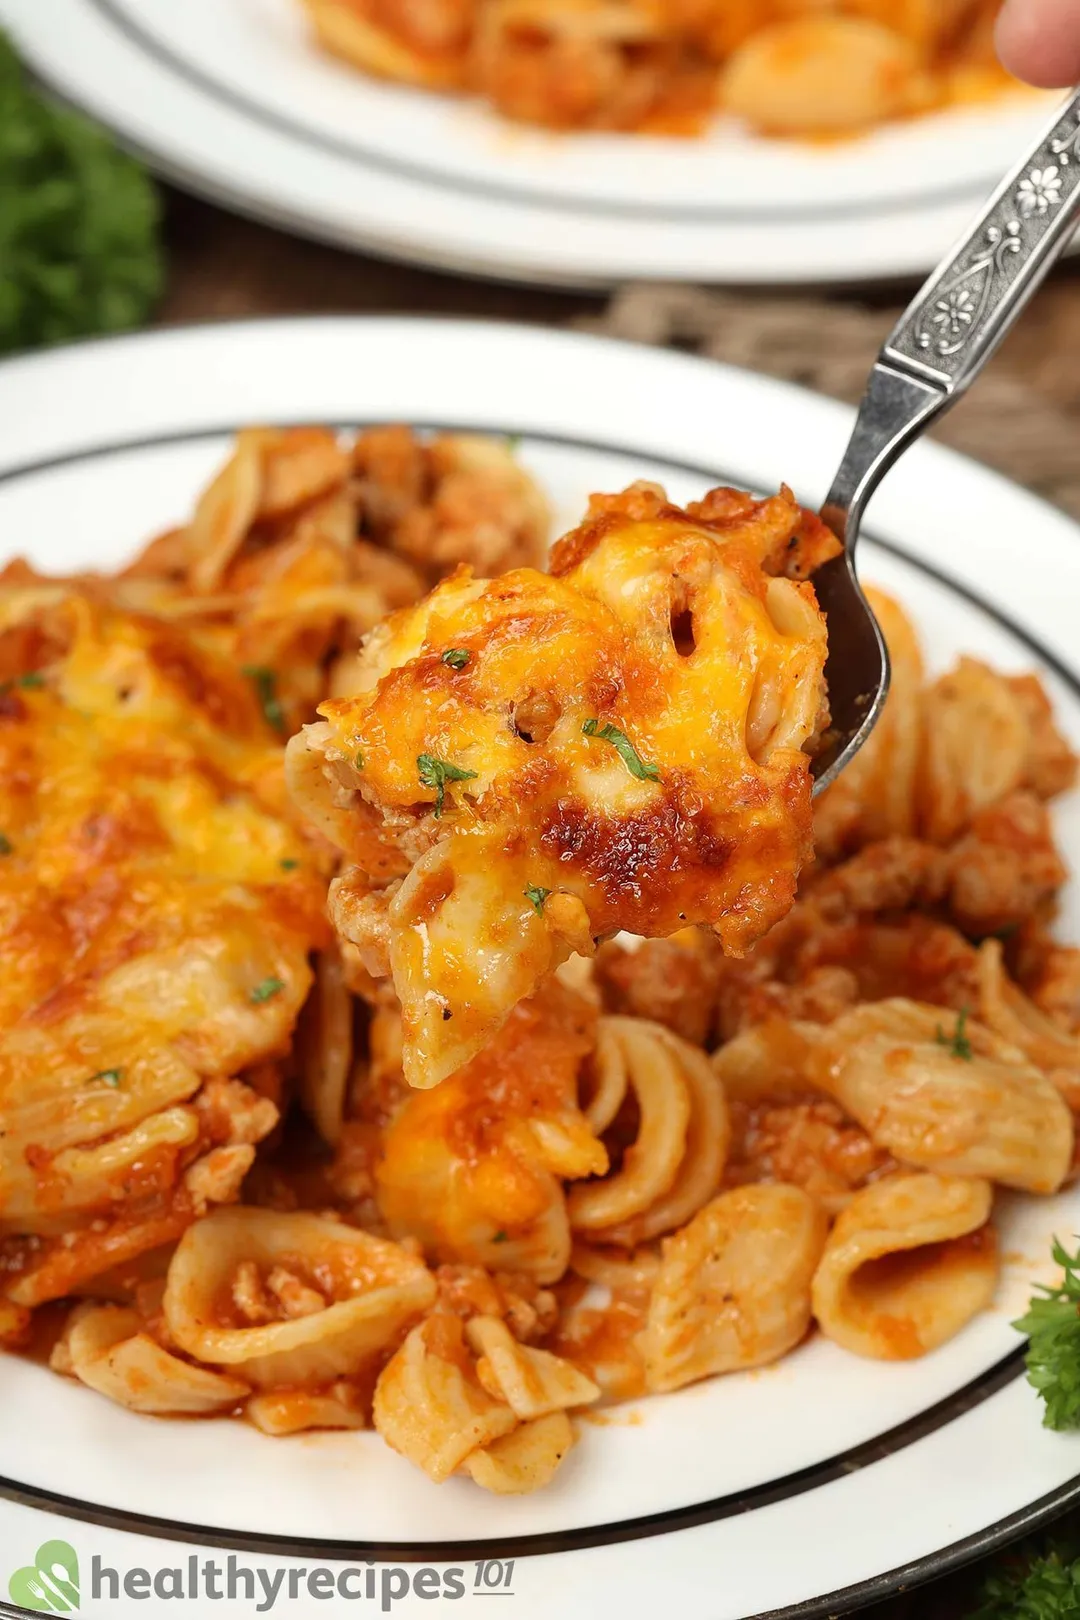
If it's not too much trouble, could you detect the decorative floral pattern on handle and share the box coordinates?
[885,96,1080,386]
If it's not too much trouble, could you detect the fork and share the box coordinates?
[811,86,1080,795]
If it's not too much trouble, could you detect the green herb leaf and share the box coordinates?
[0,31,163,356]
[242,665,286,734]
[524,884,552,916]
[0,671,45,696]
[250,976,285,1004]
[969,1538,1080,1619]
[1014,1237,1080,1432]
[441,648,471,671]
[0,833,11,856]
[89,1067,122,1087]
[581,718,661,782]
[506,434,522,452]
[417,753,478,818]
[279,858,299,872]
[492,1230,508,1244]
[935,1007,973,1061]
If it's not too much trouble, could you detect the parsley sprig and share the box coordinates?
[935,1007,973,1061]
[417,753,477,818]
[581,718,660,782]
[1014,1238,1080,1431]
[524,884,551,915]
[968,1538,1080,1619]
[0,31,163,355]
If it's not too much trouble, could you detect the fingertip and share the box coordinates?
[996,0,1080,88]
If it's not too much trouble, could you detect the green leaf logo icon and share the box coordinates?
[8,1540,80,1612]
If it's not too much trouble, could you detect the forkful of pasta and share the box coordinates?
[289,88,1080,1090]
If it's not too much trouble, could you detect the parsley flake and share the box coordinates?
[417,753,478,818]
[242,665,285,734]
[89,1068,123,1087]
[0,834,11,856]
[492,1230,509,1244]
[1014,1237,1080,1433]
[250,976,285,1004]
[935,1007,973,1061]
[354,750,365,771]
[280,858,299,871]
[581,718,661,782]
[441,648,471,671]
[0,671,45,697]
[524,884,551,916]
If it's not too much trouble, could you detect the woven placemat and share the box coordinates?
[579,279,1080,521]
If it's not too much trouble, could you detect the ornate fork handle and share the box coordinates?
[823,87,1080,547]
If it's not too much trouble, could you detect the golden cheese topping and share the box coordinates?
[0,592,329,1242]
[290,481,837,1088]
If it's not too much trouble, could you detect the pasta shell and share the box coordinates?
[811,1172,997,1359]
[163,1208,436,1388]
[246,1391,367,1435]
[641,1184,827,1392]
[59,1304,250,1415]
[462,1411,575,1494]
[373,1320,517,1483]
[465,1314,600,1419]
[811,998,1074,1193]
[917,658,1031,845]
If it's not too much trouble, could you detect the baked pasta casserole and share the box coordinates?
[2,426,1078,1499]
[297,0,1017,136]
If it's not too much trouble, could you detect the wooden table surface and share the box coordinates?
[155,184,1080,1620]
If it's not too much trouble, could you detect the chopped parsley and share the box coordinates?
[1014,1237,1080,1432]
[0,834,11,856]
[935,1007,973,1061]
[492,1230,509,1244]
[279,858,299,872]
[441,648,470,671]
[581,718,661,782]
[0,671,46,696]
[506,434,522,452]
[524,884,551,916]
[242,665,285,734]
[250,976,285,1004]
[354,750,365,771]
[89,1068,122,1087]
[417,753,478,818]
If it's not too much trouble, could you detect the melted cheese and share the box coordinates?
[291,482,835,1087]
[0,594,328,1236]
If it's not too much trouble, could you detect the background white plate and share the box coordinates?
[0,0,1063,287]
[1,319,1080,1620]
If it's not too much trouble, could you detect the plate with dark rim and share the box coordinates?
[0,0,1063,287]
[0,317,1079,1620]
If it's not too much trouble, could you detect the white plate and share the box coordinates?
[1,318,1080,1620]
[0,0,1064,287]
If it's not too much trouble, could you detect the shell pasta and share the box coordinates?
[2,433,1079,1498]
[297,0,1016,135]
